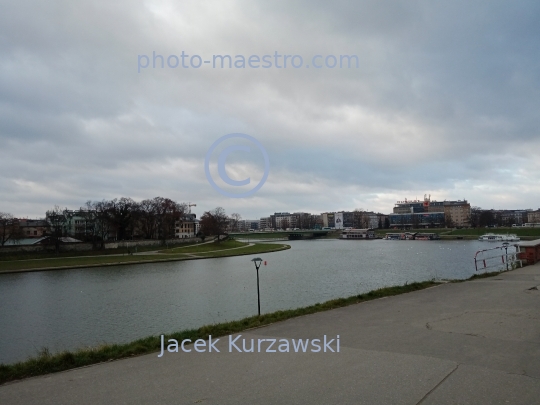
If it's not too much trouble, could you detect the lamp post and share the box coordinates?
[502,242,509,271]
[251,257,263,316]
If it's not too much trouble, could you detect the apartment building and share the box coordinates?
[271,212,298,230]
[259,217,272,230]
[443,200,471,228]
[528,210,540,224]
[236,219,260,231]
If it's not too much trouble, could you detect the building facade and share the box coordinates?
[259,217,272,230]
[321,212,335,228]
[442,200,471,228]
[175,213,199,238]
[270,212,298,230]
[391,195,471,228]
[528,210,540,224]
[18,219,48,238]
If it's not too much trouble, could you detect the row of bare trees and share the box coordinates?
[45,197,188,249]
[468,207,528,228]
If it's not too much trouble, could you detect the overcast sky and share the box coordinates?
[1,0,539,219]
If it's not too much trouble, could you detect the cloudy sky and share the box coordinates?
[1,0,539,219]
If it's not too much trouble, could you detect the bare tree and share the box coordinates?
[78,202,97,245]
[353,209,369,228]
[468,206,482,228]
[200,207,229,242]
[479,210,495,228]
[136,199,158,239]
[153,197,186,243]
[45,206,67,253]
[88,200,112,249]
[230,213,242,232]
[0,212,22,246]
[107,197,137,240]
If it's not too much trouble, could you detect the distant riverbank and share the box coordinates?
[0,240,290,274]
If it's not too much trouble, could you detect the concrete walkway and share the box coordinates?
[1,264,539,404]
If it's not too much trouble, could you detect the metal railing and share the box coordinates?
[474,244,522,273]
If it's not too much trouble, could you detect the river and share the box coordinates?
[0,239,511,364]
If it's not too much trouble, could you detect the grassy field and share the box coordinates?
[159,239,246,253]
[197,243,290,258]
[0,241,290,273]
[0,280,438,385]
[0,243,195,262]
[229,232,290,239]
[445,227,540,237]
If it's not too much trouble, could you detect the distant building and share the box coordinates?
[391,195,471,228]
[175,213,199,238]
[323,211,385,229]
[236,219,260,231]
[442,200,471,228]
[321,212,335,228]
[389,212,445,228]
[528,210,540,224]
[259,217,272,230]
[17,219,48,238]
[499,210,528,226]
[270,213,298,230]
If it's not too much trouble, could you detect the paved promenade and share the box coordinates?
[1,263,539,404]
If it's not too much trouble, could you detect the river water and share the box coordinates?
[0,239,509,364]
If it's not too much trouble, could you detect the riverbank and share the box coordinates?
[0,280,439,384]
[0,241,290,274]
[1,263,538,404]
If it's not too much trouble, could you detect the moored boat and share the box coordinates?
[478,233,520,242]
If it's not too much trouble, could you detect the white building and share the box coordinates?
[175,213,200,238]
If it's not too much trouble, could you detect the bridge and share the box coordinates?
[285,230,330,240]
[229,230,331,240]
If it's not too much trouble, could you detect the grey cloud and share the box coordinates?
[1,0,539,218]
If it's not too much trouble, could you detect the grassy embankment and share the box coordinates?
[0,243,183,262]
[0,240,289,273]
[445,227,540,237]
[0,279,439,385]
[374,227,540,240]
[228,232,290,239]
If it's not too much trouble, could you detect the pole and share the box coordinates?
[256,263,261,316]
[505,245,509,271]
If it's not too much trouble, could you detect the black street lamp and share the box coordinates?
[251,257,263,316]
[502,242,509,271]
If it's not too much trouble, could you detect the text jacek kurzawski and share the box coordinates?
[158,334,340,357]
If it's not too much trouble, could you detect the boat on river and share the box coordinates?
[384,232,440,240]
[478,233,520,242]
